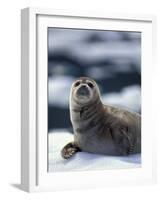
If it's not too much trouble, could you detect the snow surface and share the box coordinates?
[102,85,141,113]
[48,131,141,172]
[48,76,74,107]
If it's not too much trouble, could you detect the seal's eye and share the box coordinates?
[87,82,94,88]
[74,81,80,87]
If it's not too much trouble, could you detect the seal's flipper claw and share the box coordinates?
[61,142,80,159]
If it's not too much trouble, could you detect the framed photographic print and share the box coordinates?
[21,7,156,192]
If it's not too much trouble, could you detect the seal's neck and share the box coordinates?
[70,97,103,122]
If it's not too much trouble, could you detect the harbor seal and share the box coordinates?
[61,77,141,159]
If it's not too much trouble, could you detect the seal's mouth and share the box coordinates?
[76,85,90,97]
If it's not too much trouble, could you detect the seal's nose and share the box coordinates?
[77,84,89,96]
[81,85,87,89]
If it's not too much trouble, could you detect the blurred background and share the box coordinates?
[48,28,141,132]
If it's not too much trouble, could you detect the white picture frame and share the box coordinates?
[21,7,157,192]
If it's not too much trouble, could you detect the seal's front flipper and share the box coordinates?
[61,142,81,159]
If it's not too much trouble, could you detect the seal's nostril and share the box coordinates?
[81,85,87,89]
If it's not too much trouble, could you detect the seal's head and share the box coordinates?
[71,77,100,105]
